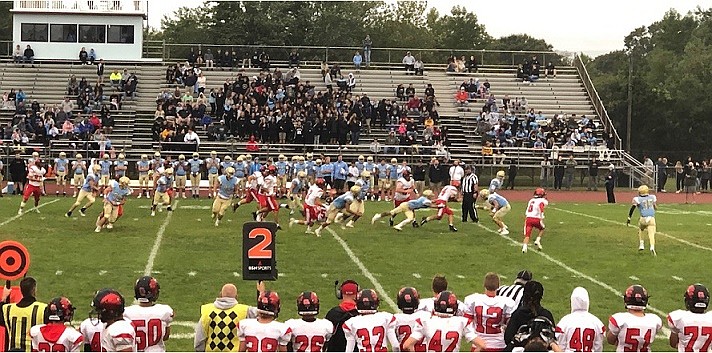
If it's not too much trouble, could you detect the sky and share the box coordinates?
[146,0,711,57]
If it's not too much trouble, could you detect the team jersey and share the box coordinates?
[462,293,517,350]
[305,161,315,176]
[233,161,247,178]
[305,185,324,207]
[489,178,502,193]
[438,185,459,202]
[54,158,69,174]
[487,193,508,208]
[556,310,606,352]
[355,161,365,176]
[249,162,263,175]
[81,173,99,192]
[284,318,334,352]
[407,196,432,210]
[237,319,292,352]
[249,171,264,189]
[418,298,467,317]
[114,160,128,177]
[188,158,203,175]
[171,161,186,176]
[377,164,389,179]
[27,165,46,186]
[151,158,166,172]
[343,312,397,352]
[137,160,151,175]
[394,177,414,201]
[290,178,305,194]
[667,310,712,352]
[220,161,234,173]
[608,312,662,352]
[292,162,306,178]
[123,304,175,352]
[356,179,369,200]
[206,157,220,174]
[79,318,104,352]
[390,311,432,352]
[389,164,399,179]
[30,324,83,352]
[320,164,334,178]
[217,175,239,199]
[314,164,324,178]
[155,176,173,193]
[105,180,131,204]
[332,192,354,209]
[363,162,376,175]
[261,175,277,196]
[275,161,289,176]
[99,160,112,176]
[525,198,548,219]
[408,315,477,352]
[397,165,411,178]
[100,319,137,352]
[72,160,86,175]
[633,195,657,218]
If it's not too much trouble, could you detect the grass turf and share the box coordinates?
[0,195,710,351]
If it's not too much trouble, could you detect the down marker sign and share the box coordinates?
[242,222,278,281]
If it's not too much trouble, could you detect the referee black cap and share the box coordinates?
[516,270,533,283]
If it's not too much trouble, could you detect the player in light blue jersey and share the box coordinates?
[205,151,220,199]
[355,155,366,177]
[489,170,505,193]
[151,168,174,217]
[114,153,128,180]
[292,155,306,180]
[174,154,189,199]
[339,171,371,229]
[220,156,234,174]
[99,154,113,190]
[187,152,203,199]
[479,189,511,235]
[151,151,166,192]
[54,152,70,196]
[305,153,316,184]
[71,153,87,197]
[212,167,238,227]
[66,164,102,217]
[232,155,248,198]
[95,176,131,233]
[136,154,151,198]
[275,154,290,197]
[627,185,658,255]
[376,160,391,201]
[363,156,376,199]
[388,158,399,199]
[371,190,436,231]
[314,186,359,238]
[285,171,308,214]
[314,159,324,180]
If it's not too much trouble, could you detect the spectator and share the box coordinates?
[96,59,105,84]
[325,280,360,351]
[352,51,362,70]
[9,152,27,193]
[246,135,259,152]
[101,110,114,135]
[88,48,97,63]
[685,161,698,203]
[466,55,478,73]
[414,58,424,75]
[203,49,214,69]
[288,49,300,68]
[109,70,122,90]
[545,62,556,78]
[402,51,415,74]
[61,97,74,119]
[79,47,88,64]
[454,87,468,106]
[346,73,356,92]
[605,164,616,203]
[504,281,555,351]
[396,84,406,101]
[13,44,22,63]
[23,45,35,67]
[553,156,565,190]
[657,157,668,192]
[587,157,601,191]
[362,35,372,67]
[197,73,206,94]
[184,127,200,146]
[427,157,444,193]
[564,155,577,190]
[369,138,381,154]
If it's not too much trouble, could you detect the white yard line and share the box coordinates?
[549,206,712,252]
[0,198,60,227]
[325,228,398,311]
[143,201,178,276]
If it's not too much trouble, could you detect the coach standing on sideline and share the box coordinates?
[325,280,359,351]
[1,277,48,352]
[496,270,532,308]
[461,165,479,222]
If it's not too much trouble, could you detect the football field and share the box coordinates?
[1,194,711,351]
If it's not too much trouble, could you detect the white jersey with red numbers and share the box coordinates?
[79,318,104,352]
[667,310,712,352]
[123,304,175,352]
[284,318,334,352]
[418,297,468,317]
[30,324,83,352]
[462,293,517,350]
[249,171,264,189]
[390,311,432,352]
[525,197,548,219]
[556,311,606,352]
[394,177,414,202]
[101,319,137,352]
[237,319,292,352]
[260,175,277,196]
[343,312,398,352]
[305,185,324,207]
[438,185,459,202]
[27,165,46,186]
[409,315,477,352]
[608,312,662,352]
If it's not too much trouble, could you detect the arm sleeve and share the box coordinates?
[628,205,636,218]
[344,323,355,353]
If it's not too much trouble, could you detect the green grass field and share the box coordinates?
[1,195,711,351]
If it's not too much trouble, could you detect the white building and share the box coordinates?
[12,0,146,61]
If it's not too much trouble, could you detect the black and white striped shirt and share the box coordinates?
[496,283,525,307]
[461,174,479,193]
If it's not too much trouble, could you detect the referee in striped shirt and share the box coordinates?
[496,270,532,307]
[461,165,479,222]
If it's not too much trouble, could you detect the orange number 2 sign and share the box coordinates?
[247,228,273,259]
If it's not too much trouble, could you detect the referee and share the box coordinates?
[496,270,532,308]
[1,277,48,352]
[461,165,479,222]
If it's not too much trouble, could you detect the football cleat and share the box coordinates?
[251,211,257,220]
[150,211,156,217]
[79,209,86,217]
[214,220,219,227]
[420,217,428,226]
[346,220,355,228]
[389,217,394,227]
[232,203,240,212]
[534,240,542,250]
[95,226,101,233]
[106,223,113,229]
[651,248,657,257]
[314,227,322,237]
[371,214,381,224]
[393,225,403,231]
[500,229,510,235]
[449,225,458,232]
[522,245,528,253]
[65,212,71,218]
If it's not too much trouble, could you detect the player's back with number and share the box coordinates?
[608,312,661,352]
[343,312,396,352]
[123,304,174,352]
[237,319,291,352]
[410,315,475,352]
[525,197,548,219]
[463,293,516,350]
[633,195,657,218]
[30,324,83,352]
[79,318,104,352]
[285,318,334,352]
[392,311,431,352]
[556,288,605,352]
[667,310,712,352]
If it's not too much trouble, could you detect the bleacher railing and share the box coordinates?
[14,0,146,13]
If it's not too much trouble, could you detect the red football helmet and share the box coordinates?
[315,178,325,187]
[134,276,160,303]
[685,284,710,313]
[296,291,320,316]
[534,188,546,198]
[257,291,281,317]
[92,288,125,323]
[48,296,75,322]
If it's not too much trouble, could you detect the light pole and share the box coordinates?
[626,51,632,152]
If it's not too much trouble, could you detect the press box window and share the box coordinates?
[20,23,48,42]
[50,24,77,42]
[79,25,106,43]
[107,25,134,44]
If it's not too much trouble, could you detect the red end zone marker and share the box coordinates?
[0,241,31,281]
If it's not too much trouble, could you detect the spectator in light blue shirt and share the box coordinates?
[353,51,363,70]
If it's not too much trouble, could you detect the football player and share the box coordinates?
[627,185,658,255]
[233,166,264,212]
[523,188,548,253]
[95,176,131,232]
[188,152,203,198]
[123,276,174,352]
[285,291,334,352]
[292,156,307,182]
[343,289,398,352]
[388,158,399,201]
[289,178,325,234]
[212,167,238,227]
[27,151,45,195]
[489,170,505,193]
[390,170,415,226]
[479,189,511,235]
[255,166,281,227]
[363,156,376,200]
[173,154,189,199]
[233,155,248,198]
[30,297,83,352]
[355,155,366,178]
[375,159,390,201]
[71,154,87,197]
[99,154,113,190]
[555,287,605,352]
[285,171,308,215]
[667,283,712,352]
[417,275,467,316]
[18,159,46,215]
[114,153,128,180]
[275,154,290,197]
[338,171,371,228]
[80,298,104,352]
[92,289,137,352]
[390,287,430,352]
[404,291,485,352]
[313,185,359,237]
[221,155,234,175]
[237,291,291,352]
[420,184,459,232]
[66,164,102,217]
[371,189,437,231]
[606,285,662,352]
[205,151,220,199]
[463,273,517,351]
[314,158,324,184]
[151,168,174,217]
[137,154,151,198]
[54,151,70,196]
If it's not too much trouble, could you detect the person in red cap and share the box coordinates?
[324,280,359,351]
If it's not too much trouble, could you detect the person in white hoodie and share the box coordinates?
[555,287,605,352]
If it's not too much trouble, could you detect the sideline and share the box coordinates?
[143,201,179,276]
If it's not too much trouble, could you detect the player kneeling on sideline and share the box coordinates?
[212,167,238,227]
[96,177,131,233]
[479,189,511,235]
[523,188,548,253]
[338,171,371,229]
[151,168,174,217]
[420,185,459,232]
[627,185,658,256]
[314,185,359,237]
[30,297,83,352]
[372,190,438,231]
[668,284,712,351]
[404,291,486,352]
[237,291,291,352]
[606,285,662,351]
[124,276,174,352]
[390,287,430,351]
[343,289,398,352]
[92,289,137,352]
[67,164,101,217]
[285,292,334,352]
[290,178,326,234]
[18,159,47,215]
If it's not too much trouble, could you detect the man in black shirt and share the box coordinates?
[412,160,426,193]
[325,280,359,352]
[428,158,444,194]
[587,157,601,191]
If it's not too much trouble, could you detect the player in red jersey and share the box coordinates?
[123,276,174,352]
[343,289,398,352]
[238,291,292,352]
[18,159,46,215]
[463,273,517,351]
[420,184,459,232]
[93,289,137,352]
[390,287,431,352]
[607,285,662,352]
[30,297,83,352]
[289,178,326,234]
[522,188,548,253]
[555,287,606,352]
[667,283,712,352]
[285,291,334,352]
[256,166,281,228]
